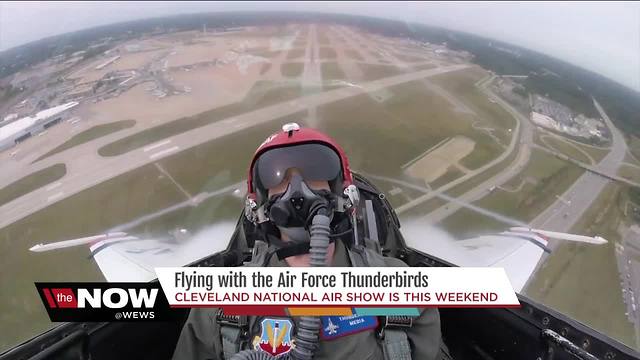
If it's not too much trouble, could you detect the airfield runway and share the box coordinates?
[0,56,469,230]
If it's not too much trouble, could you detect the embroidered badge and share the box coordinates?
[253,318,294,357]
[320,315,378,340]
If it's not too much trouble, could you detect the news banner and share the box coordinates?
[36,267,519,321]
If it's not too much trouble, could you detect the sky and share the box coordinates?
[0,1,639,91]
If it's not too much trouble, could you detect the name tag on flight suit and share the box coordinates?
[320,315,378,340]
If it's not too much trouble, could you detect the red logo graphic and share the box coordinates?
[43,288,77,308]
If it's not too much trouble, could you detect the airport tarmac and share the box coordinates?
[0,23,470,231]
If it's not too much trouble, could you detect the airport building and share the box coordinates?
[0,101,79,152]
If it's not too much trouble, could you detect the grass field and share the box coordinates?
[357,63,405,82]
[624,151,640,166]
[525,183,637,350]
[628,135,640,163]
[440,149,585,239]
[286,48,305,60]
[368,50,383,59]
[344,49,364,61]
[393,52,427,63]
[35,120,136,162]
[537,132,605,165]
[412,63,436,71]
[259,63,272,75]
[446,150,513,199]
[281,62,304,78]
[619,165,640,184]
[458,135,504,170]
[98,81,303,156]
[315,68,512,193]
[0,161,183,351]
[426,141,521,235]
[431,68,515,143]
[0,112,304,351]
[319,47,337,59]
[320,62,347,90]
[317,32,330,45]
[317,71,505,182]
[160,113,304,197]
[249,49,281,59]
[430,166,465,189]
[433,69,515,170]
[0,164,66,207]
[567,140,610,163]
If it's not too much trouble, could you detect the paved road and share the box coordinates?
[538,132,596,165]
[302,24,321,126]
[529,98,626,231]
[302,24,321,88]
[422,81,534,224]
[531,143,640,188]
[0,63,470,230]
[519,98,627,291]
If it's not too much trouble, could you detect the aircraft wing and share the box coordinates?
[447,233,546,292]
[30,223,237,282]
[408,232,546,292]
[402,223,605,293]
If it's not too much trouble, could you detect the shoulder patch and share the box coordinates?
[253,318,294,357]
[320,315,378,340]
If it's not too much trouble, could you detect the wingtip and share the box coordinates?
[594,236,608,244]
[29,244,43,252]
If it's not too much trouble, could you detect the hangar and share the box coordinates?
[0,101,79,151]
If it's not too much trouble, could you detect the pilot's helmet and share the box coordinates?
[246,122,353,206]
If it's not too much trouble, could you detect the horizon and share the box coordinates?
[0,2,638,92]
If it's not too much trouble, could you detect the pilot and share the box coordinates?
[173,123,444,360]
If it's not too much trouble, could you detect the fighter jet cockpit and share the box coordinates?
[1,2,640,360]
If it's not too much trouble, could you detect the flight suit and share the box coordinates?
[172,240,442,360]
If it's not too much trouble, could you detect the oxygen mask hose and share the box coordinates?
[290,208,330,360]
[230,208,331,360]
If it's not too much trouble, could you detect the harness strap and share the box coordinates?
[379,316,414,360]
[382,329,413,360]
[216,309,249,359]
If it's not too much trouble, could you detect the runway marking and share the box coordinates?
[47,191,64,202]
[149,146,179,160]
[143,139,172,152]
[45,182,62,191]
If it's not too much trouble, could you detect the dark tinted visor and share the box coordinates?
[255,143,341,190]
